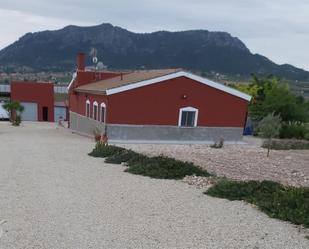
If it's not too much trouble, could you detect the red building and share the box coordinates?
[68,54,251,142]
[11,81,55,122]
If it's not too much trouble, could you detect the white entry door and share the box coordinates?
[20,102,38,121]
[54,106,66,122]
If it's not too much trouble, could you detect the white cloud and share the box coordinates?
[0,9,93,49]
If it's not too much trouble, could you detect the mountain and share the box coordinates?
[0,23,308,80]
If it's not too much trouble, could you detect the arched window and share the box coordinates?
[178,106,198,127]
[100,102,106,123]
[93,101,98,120]
[86,100,90,118]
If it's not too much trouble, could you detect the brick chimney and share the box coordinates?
[77,53,85,71]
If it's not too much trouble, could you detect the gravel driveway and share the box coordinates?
[0,122,308,249]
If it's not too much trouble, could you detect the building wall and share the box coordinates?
[11,81,54,122]
[69,75,249,142]
[68,70,120,117]
[69,91,108,117]
[107,76,248,127]
[74,71,122,88]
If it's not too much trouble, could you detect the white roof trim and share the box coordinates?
[106,71,251,101]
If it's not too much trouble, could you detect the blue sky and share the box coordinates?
[0,0,308,70]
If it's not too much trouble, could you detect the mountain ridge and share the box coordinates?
[0,23,308,81]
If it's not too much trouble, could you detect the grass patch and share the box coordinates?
[89,143,210,179]
[262,139,309,150]
[206,179,309,228]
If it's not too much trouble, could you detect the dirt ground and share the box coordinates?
[121,139,309,187]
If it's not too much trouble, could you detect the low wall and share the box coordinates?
[107,124,244,143]
[69,111,105,136]
[69,112,244,143]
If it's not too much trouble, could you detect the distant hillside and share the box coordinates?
[0,23,309,80]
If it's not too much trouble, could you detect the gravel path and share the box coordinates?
[122,142,309,187]
[0,122,308,249]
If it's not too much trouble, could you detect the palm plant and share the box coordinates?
[3,101,24,126]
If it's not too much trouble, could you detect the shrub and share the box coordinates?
[210,137,224,149]
[206,180,309,228]
[105,150,147,164]
[125,156,211,179]
[89,144,211,179]
[279,122,309,140]
[262,139,309,150]
[88,143,125,158]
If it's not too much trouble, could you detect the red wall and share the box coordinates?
[68,71,121,120]
[69,91,107,118]
[70,76,249,128]
[74,71,122,88]
[107,77,248,127]
[11,81,54,122]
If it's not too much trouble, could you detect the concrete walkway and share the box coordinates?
[0,122,308,249]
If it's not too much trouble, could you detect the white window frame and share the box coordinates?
[178,106,199,127]
[100,102,106,123]
[93,101,98,120]
[86,99,90,118]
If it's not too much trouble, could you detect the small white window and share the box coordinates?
[178,107,198,127]
[93,101,98,120]
[100,102,106,123]
[86,100,90,118]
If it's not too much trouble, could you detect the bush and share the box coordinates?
[125,156,211,179]
[210,137,224,149]
[206,180,309,228]
[262,139,309,150]
[206,180,283,201]
[105,150,147,164]
[279,122,309,140]
[89,144,211,179]
[88,143,125,158]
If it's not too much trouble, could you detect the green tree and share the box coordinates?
[249,76,309,122]
[3,101,24,126]
[258,113,282,157]
[230,83,260,99]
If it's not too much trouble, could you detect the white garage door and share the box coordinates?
[21,102,38,121]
